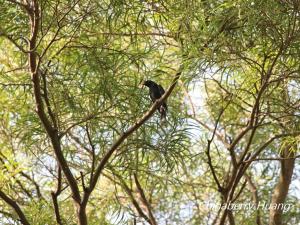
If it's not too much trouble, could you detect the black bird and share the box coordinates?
[142,80,168,121]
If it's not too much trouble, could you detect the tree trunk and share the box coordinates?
[269,145,295,225]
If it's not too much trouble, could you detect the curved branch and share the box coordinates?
[0,191,30,225]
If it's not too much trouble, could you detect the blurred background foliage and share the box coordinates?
[0,0,300,224]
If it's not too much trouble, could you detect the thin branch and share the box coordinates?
[59,113,98,138]
[206,103,230,192]
[41,69,58,128]
[0,32,29,53]
[5,0,31,13]
[244,155,300,163]
[0,190,30,225]
[249,132,300,161]
[134,174,157,225]
[78,31,174,38]
[232,179,247,202]
[106,173,151,224]
[80,171,87,191]
[86,124,96,183]
[51,167,63,225]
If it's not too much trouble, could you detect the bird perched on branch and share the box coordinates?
[141,80,168,121]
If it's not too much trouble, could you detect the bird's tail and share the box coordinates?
[159,104,167,123]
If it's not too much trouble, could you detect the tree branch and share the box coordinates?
[28,0,81,204]
[51,166,63,225]
[0,190,30,225]
[134,174,157,225]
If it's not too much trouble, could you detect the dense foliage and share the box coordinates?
[0,0,299,225]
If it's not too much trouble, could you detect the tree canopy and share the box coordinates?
[0,0,300,225]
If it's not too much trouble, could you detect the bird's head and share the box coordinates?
[139,80,154,88]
